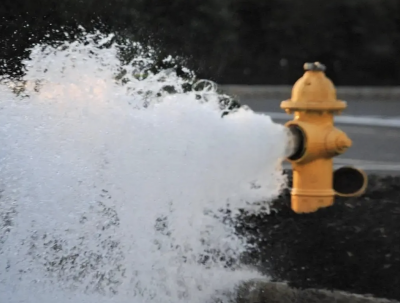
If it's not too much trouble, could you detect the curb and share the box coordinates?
[236,280,399,303]
[262,112,400,128]
[220,85,400,102]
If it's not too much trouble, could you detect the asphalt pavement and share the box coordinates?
[241,97,400,175]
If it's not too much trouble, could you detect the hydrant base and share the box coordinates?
[291,195,334,214]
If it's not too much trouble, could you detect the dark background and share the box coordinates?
[1,0,400,85]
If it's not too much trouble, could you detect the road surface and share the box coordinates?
[241,98,400,175]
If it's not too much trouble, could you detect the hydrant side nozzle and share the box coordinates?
[335,133,352,154]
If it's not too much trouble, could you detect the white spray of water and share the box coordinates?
[0,31,289,303]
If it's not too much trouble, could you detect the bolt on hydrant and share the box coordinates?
[282,62,368,213]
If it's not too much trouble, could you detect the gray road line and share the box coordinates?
[262,112,400,128]
[241,97,400,118]
[239,97,400,174]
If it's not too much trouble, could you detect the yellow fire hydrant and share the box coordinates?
[282,62,367,213]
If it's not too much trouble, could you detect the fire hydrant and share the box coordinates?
[282,62,367,213]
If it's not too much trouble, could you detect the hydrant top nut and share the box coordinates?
[304,62,326,72]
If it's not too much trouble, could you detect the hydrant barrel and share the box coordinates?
[291,158,335,213]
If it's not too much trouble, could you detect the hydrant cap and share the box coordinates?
[281,62,347,112]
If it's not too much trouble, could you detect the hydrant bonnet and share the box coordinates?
[281,62,347,114]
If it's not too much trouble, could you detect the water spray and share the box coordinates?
[0,31,289,303]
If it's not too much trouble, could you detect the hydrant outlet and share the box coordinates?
[334,166,368,197]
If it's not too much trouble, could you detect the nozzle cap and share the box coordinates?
[335,133,352,154]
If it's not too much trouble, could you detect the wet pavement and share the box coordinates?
[237,173,400,301]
